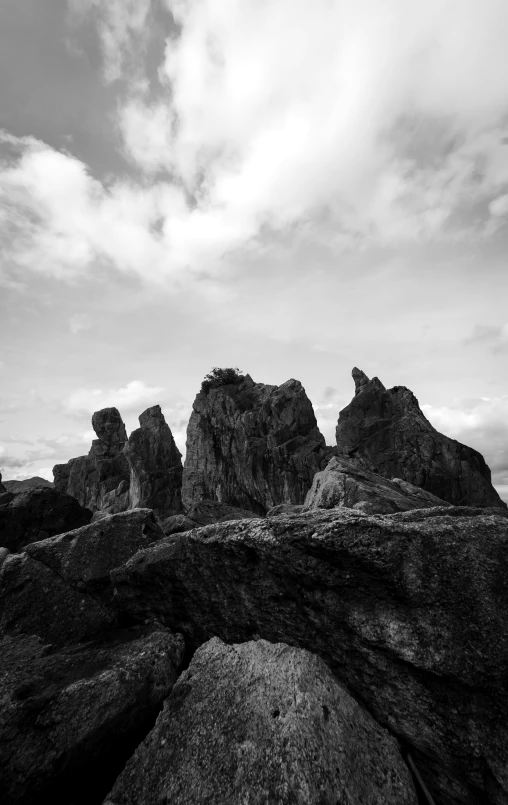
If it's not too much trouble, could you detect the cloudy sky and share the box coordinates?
[1,0,507,503]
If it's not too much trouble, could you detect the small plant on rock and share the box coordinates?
[201,367,244,394]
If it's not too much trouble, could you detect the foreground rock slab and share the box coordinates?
[0,487,92,553]
[112,507,508,805]
[104,637,417,805]
[0,624,184,805]
[305,455,450,514]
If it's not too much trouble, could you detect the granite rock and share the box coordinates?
[0,624,184,805]
[304,455,451,514]
[112,506,508,805]
[182,374,325,514]
[104,637,417,805]
[335,368,506,508]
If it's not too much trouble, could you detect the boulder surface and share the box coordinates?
[335,368,506,508]
[182,374,325,514]
[112,506,508,805]
[104,637,417,805]
[0,624,184,805]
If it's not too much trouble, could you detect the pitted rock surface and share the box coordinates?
[335,368,506,508]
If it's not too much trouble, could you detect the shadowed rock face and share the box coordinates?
[305,455,450,514]
[111,506,508,805]
[53,408,130,515]
[335,368,506,508]
[104,638,417,805]
[182,375,326,515]
[124,406,183,519]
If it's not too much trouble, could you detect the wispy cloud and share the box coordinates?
[63,380,166,416]
[464,323,508,353]
[69,313,92,335]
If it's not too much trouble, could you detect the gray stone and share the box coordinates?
[104,637,417,805]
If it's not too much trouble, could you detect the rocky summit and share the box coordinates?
[1,365,507,805]
[182,374,326,515]
[335,367,506,508]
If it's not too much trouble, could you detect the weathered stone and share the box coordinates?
[0,487,92,553]
[112,507,508,805]
[0,472,6,493]
[182,374,325,515]
[0,552,114,646]
[304,455,451,514]
[0,624,184,805]
[53,407,130,514]
[26,508,165,609]
[124,405,183,519]
[0,547,10,565]
[105,637,417,805]
[159,513,196,536]
[335,368,506,508]
[186,499,261,525]
[266,503,305,516]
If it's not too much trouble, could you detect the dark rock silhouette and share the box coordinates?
[305,455,451,514]
[112,506,508,805]
[54,407,131,514]
[0,486,92,553]
[0,624,184,805]
[124,406,183,518]
[2,476,54,493]
[104,637,417,805]
[0,472,6,493]
[335,368,506,508]
[182,374,325,515]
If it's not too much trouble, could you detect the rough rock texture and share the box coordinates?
[105,637,417,805]
[112,507,508,805]
[2,476,54,493]
[160,501,260,536]
[305,455,451,514]
[53,407,130,514]
[335,368,506,508]
[182,375,326,515]
[267,503,305,517]
[0,472,6,493]
[124,406,183,518]
[0,487,92,553]
[0,624,184,805]
[26,508,165,609]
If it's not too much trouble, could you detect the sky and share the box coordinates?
[0,0,507,503]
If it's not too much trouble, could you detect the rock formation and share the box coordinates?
[305,455,451,514]
[0,472,6,493]
[105,637,417,805]
[112,506,508,805]
[335,368,506,508]
[124,406,183,518]
[2,476,54,493]
[0,486,92,553]
[0,625,184,805]
[182,375,326,515]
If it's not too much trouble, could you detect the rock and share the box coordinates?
[0,487,92,553]
[26,508,166,609]
[266,503,305,516]
[0,552,115,646]
[104,637,417,805]
[159,513,196,536]
[335,368,506,508]
[2,476,54,493]
[124,406,183,519]
[53,407,130,514]
[0,623,184,805]
[304,455,451,514]
[182,374,326,515]
[0,547,10,565]
[186,499,261,526]
[112,507,508,805]
[0,472,6,493]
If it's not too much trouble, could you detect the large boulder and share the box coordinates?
[53,407,130,514]
[0,624,184,805]
[104,637,417,805]
[124,406,183,519]
[335,368,506,508]
[305,455,451,514]
[0,487,92,553]
[182,374,326,515]
[112,507,508,805]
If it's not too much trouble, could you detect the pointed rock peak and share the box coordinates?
[138,405,166,431]
[352,367,370,396]
[92,407,127,446]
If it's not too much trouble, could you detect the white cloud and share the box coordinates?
[69,313,92,335]
[64,380,166,416]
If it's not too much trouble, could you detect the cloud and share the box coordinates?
[69,313,92,335]
[2,2,508,287]
[63,380,166,416]
[464,323,508,353]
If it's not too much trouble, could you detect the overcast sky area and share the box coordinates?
[1,0,507,503]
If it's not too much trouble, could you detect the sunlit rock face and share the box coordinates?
[182,374,326,515]
[335,367,506,508]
